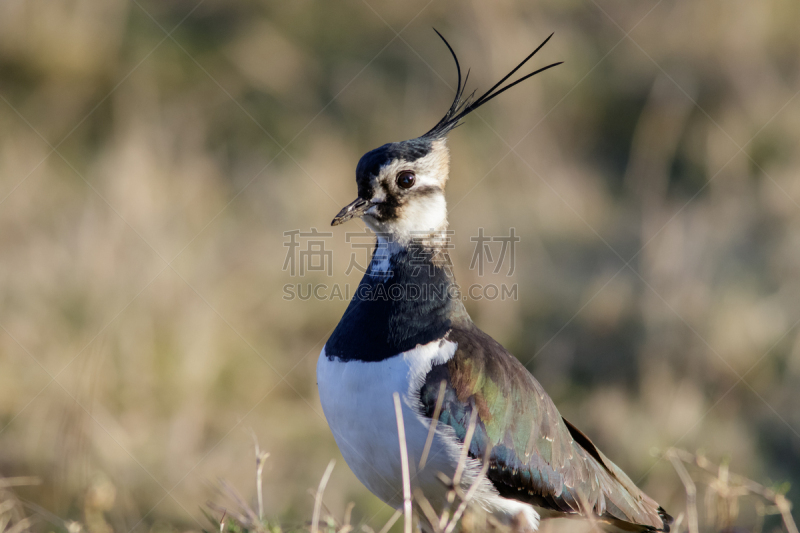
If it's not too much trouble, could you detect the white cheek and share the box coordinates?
[391,193,448,242]
[412,171,443,190]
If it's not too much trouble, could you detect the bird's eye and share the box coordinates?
[396,171,416,189]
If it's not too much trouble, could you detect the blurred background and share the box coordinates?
[1,0,799,531]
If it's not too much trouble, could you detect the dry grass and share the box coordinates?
[0,440,796,533]
[200,392,799,533]
[202,406,516,533]
[3,383,795,533]
[0,477,39,533]
[1,0,800,529]
[201,444,799,533]
[665,448,797,533]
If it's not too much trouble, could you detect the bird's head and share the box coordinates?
[331,136,451,243]
[331,30,562,246]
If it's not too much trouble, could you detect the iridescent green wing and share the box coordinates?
[419,324,670,531]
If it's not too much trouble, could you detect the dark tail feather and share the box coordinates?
[564,418,672,531]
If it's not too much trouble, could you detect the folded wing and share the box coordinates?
[418,324,671,531]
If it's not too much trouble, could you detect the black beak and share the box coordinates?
[331,197,372,226]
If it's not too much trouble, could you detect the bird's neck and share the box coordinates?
[369,233,452,279]
[324,233,470,362]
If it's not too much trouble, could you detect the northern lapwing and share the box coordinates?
[317,32,672,532]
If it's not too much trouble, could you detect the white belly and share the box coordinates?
[316,339,541,531]
[316,339,461,508]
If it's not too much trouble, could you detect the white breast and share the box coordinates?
[316,339,464,507]
[316,339,541,531]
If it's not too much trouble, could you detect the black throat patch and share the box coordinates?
[325,244,470,362]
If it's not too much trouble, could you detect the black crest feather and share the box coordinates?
[423,30,563,139]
